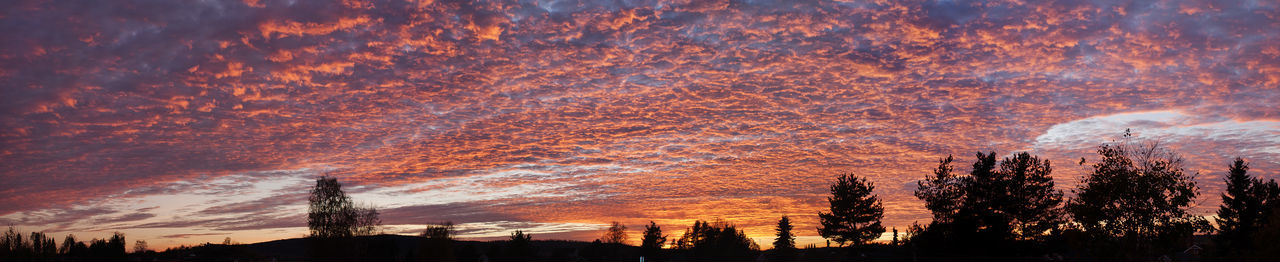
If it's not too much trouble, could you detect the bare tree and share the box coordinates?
[601,222,628,245]
[353,203,382,236]
[309,176,358,238]
[422,221,456,240]
[420,221,457,262]
[133,240,147,253]
[1066,132,1211,260]
[308,176,381,238]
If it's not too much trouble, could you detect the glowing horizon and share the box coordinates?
[2,0,1279,251]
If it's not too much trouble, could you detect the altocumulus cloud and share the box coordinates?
[1,0,1278,248]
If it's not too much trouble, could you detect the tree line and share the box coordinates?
[0,228,144,262]
[5,131,1275,261]
[804,131,1280,261]
[298,131,1279,262]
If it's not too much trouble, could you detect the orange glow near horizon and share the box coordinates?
[2,0,1280,251]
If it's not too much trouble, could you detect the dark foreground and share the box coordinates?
[111,234,1214,262]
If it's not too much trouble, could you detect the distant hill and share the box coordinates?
[151,234,645,261]
[152,234,1157,262]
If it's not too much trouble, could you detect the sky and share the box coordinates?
[2,0,1279,251]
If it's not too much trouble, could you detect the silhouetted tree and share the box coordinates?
[306,176,381,262]
[30,232,55,258]
[997,152,1064,241]
[1216,157,1258,257]
[77,232,127,262]
[954,151,1000,242]
[772,216,796,262]
[422,221,455,240]
[911,151,1064,256]
[87,238,106,259]
[773,216,795,250]
[0,228,70,261]
[419,222,456,262]
[110,233,125,255]
[1215,157,1280,260]
[915,155,963,225]
[353,203,382,236]
[640,221,667,261]
[1066,135,1210,260]
[309,176,358,239]
[506,230,535,262]
[601,221,628,245]
[133,240,147,254]
[1,227,25,260]
[673,221,703,250]
[891,227,898,246]
[675,220,758,261]
[818,174,885,247]
[59,234,88,260]
[58,234,76,254]
[589,222,629,262]
[912,155,965,247]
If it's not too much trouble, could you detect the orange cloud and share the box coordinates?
[2,0,1279,250]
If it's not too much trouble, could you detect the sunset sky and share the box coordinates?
[2,0,1279,251]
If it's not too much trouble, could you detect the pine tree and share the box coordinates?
[915,155,963,225]
[818,174,885,246]
[911,152,1064,255]
[506,230,535,262]
[640,221,667,260]
[773,216,795,250]
[891,227,899,246]
[1215,157,1280,259]
[912,155,964,246]
[772,216,796,262]
[1216,158,1257,253]
[999,152,1063,240]
[955,151,1000,240]
[674,220,758,261]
